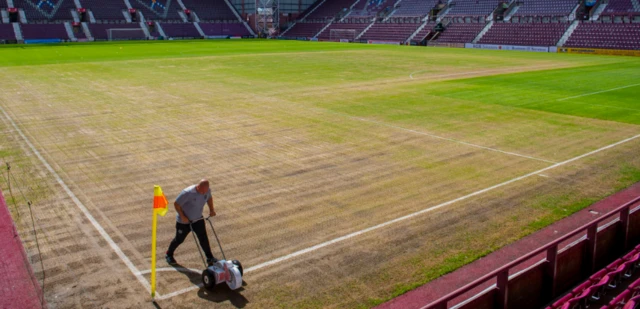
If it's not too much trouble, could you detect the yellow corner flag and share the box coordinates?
[151,185,168,299]
[153,185,168,216]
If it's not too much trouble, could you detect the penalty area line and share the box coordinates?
[157,132,640,300]
[338,114,556,164]
[136,267,201,276]
[0,106,157,296]
[557,83,640,101]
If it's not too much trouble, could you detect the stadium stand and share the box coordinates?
[304,0,358,19]
[0,24,16,41]
[446,0,501,17]
[316,21,370,40]
[88,23,146,40]
[359,21,422,42]
[282,22,326,38]
[545,249,640,309]
[604,0,637,14]
[20,23,68,39]
[392,0,439,17]
[129,0,182,21]
[160,22,200,37]
[297,0,323,20]
[13,0,76,22]
[564,22,640,50]
[198,22,250,36]
[513,0,579,17]
[148,23,160,36]
[79,0,127,21]
[73,25,87,39]
[349,0,394,17]
[433,22,486,43]
[478,21,570,46]
[180,0,237,21]
[411,23,433,42]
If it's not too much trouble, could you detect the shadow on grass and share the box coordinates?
[171,263,249,308]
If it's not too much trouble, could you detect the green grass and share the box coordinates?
[0,40,639,308]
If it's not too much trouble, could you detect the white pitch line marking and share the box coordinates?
[408,63,568,80]
[157,132,640,300]
[557,83,640,101]
[328,111,556,164]
[136,267,201,276]
[0,106,156,296]
[410,70,484,80]
[156,284,203,300]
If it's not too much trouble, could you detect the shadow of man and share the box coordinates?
[170,263,249,308]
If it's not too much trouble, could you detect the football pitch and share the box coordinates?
[0,40,639,308]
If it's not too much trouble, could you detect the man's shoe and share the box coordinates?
[166,255,177,265]
[206,257,217,266]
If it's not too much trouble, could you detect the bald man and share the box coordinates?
[166,179,217,266]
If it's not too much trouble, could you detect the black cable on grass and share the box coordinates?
[3,162,19,219]
[8,168,46,309]
[27,201,46,309]
[0,162,20,230]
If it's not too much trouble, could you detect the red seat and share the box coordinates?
[608,259,626,271]
[623,258,639,279]
[629,278,640,297]
[608,263,631,289]
[609,290,632,309]
[573,280,594,294]
[592,269,610,282]
[623,251,639,261]
[553,293,576,308]
[623,294,640,309]
[561,297,582,309]
[591,275,613,301]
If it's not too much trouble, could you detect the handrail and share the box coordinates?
[423,195,640,309]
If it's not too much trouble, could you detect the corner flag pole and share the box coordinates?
[151,209,158,298]
[151,185,168,299]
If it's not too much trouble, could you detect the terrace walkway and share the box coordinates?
[0,189,46,309]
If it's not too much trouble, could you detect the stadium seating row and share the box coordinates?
[2,0,238,22]
[478,22,569,46]
[0,21,250,40]
[565,22,640,50]
[547,245,640,309]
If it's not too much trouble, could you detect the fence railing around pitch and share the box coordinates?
[423,195,640,309]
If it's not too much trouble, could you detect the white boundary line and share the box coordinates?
[410,70,488,80]
[0,106,155,295]
[152,132,640,300]
[335,113,556,164]
[408,63,571,81]
[136,267,201,275]
[156,283,204,300]
[557,83,640,101]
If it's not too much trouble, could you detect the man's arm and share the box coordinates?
[207,197,216,217]
[174,202,189,223]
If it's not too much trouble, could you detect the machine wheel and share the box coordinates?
[202,269,216,291]
[232,260,244,276]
